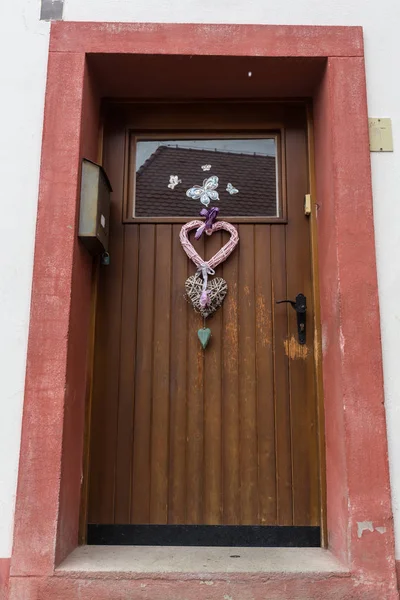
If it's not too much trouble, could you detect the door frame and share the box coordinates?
[9,22,398,600]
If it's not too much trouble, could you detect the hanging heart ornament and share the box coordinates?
[179,220,239,271]
[180,220,239,318]
[185,273,228,318]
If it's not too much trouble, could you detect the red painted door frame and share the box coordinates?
[8,22,398,600]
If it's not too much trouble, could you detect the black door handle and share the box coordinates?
[276,293,306,345]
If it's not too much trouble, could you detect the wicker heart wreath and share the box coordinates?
[180,218,239,349]
[185,273,228,319]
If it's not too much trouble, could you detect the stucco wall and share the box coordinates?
[1,0,399,559]
[0,0,50,559]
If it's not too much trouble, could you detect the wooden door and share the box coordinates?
[86,102,322,546]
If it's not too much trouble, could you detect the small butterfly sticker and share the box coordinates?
[201,164,212,171]
[168,175,182,190]
[186,175,219,207]
[226,182,239,195]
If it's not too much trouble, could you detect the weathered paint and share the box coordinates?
[357,521,374,538]
[256,295,271,347]
[11,53,99,577]
[49,21,364,56]
[357,521,387,538]
[313,57,395,580]
[40,0,64,20]
[284,335,309,359]
[7,21,398,600]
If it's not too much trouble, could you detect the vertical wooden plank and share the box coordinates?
[254,224,276,524]
[168,224,188,524]
[131,224,155,524]
[88,127,125,524]
[238,224,258,524]
[222,243,240,524]
[285,128,320,525]
[114,224,139,522]
[79,258,99,542]
[186,233,205,524]
[150,225,172,523]
[203,231,223,524]
[271,225,293,525]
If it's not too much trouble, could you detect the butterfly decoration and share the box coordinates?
[201,164,212,171]
[168,175,182,190]
[186,175,220,207]
[226,182,239,195]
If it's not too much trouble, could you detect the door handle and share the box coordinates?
[276,293,306,345]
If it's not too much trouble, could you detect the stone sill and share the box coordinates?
[55,546,349,580]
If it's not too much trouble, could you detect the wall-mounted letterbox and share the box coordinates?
[78,159,112,255]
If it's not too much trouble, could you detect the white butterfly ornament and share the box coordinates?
[168,175,182,190]
[201,164,212,171]
[186,175,220,207]
[226,182,239,195]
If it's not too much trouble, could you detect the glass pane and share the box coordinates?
[134,138,279,218]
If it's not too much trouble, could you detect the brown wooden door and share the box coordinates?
[86,103,321,545]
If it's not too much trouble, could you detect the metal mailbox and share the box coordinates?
[78,158,112,255]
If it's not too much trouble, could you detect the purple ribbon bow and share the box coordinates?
[195,207,220,240]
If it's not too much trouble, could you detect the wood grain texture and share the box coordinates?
[168,225,188,524]
[285,128,320,525]
[87,124,125,523]
[185,233,205,524]
[114,224,139,522]
[203,231,223,524]
[271,226,293,525]
[238,225,259,525]
[255,225,276,524]
[222,247,240,525]
[150,225,172,523]
[131,224,155,523]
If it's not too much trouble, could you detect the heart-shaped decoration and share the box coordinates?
[185,273,228,318]
[198,328,211,349]
[179,220,239,270]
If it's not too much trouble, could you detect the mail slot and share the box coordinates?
[78,158,112,255]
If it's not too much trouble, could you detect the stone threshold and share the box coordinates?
[55,546,349,580]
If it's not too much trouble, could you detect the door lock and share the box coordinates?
[276,293,307,345]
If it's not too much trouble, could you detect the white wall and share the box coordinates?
[1,0,400,558]
[0,0,50,558]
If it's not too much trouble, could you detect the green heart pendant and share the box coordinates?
[198,328,211,349]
